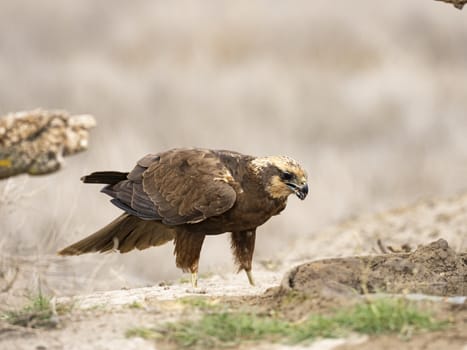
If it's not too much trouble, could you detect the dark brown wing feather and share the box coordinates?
[102,148,237,225]
[143,149,237,225]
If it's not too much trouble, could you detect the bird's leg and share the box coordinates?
[174,231,205,288]
[191,270,198,288]
[231,230,256,286]
[189,253,200,288]
[245,269,255,286]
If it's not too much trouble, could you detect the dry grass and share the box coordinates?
[1,286,64,329]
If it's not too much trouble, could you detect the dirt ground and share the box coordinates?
[1,195,466,350]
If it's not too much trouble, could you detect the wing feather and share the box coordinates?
[142,149,237,225]
[104,148,237,225]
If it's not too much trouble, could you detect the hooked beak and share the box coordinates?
[286,182,308,200]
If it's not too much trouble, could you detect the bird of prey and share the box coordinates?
[59,148,308,287]
[0,109,96,179]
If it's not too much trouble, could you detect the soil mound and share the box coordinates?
[283,239,466,297]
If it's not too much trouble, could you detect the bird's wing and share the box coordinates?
[104,149,237,225]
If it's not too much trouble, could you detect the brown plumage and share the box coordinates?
[0,109,95,179]
[58,148,308,287]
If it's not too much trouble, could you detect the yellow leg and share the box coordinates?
[245,269,255,286]
[191,272,198,288]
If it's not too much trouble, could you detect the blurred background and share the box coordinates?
[1,0,466,292]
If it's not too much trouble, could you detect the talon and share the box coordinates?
[245,269,255,286]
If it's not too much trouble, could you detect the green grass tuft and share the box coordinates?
[125,327,161,339]
[128,301,144,309]
[179,297,223,311]
[291,298,445,343]
[167,312,291,348]
[334,298,443,335]
[2,291,59,329]
[126,298,447,348]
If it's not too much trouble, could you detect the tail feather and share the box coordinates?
[58,214,174,255]
[81,171,129,184]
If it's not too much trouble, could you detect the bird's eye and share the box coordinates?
[281,171,293,181]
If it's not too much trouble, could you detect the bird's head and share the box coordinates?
[250,155,308,200]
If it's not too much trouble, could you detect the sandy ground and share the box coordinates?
[1,192,466,350]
